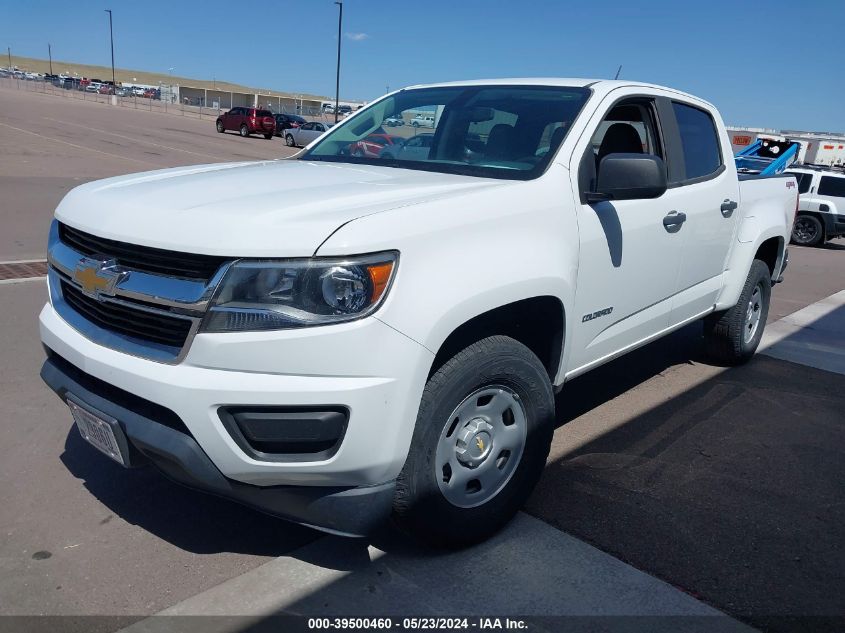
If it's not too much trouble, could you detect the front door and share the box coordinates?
[567,91,684,374]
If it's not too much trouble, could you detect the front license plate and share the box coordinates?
[68,397,127,466]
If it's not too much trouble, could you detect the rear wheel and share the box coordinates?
[239,124,249,138]
[392,336,555,548]
[285,134,296,147]
[791,214,824,246]
[703,259,771,365]
[264,133,273,140]
[216,120,225,133]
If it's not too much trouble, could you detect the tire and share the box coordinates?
[392,335,555,548]
[411,121,419,128]
[216,120,225,133]
[352,148,365,157]
[703,259,771,365]
[791,214,824,246]
[285,134,296,147]
[239,124,249,138]
[264,133,273,140]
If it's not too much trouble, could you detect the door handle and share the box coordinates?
[663,211,687,232]
[721,199,738,217]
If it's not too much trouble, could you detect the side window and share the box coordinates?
[315,124,325,132]
[818,176,845,198]
[672,102,722,180]
[796,173,813,194]
[302,122,314,131]
[590,101,662,160]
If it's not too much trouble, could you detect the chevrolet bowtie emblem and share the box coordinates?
[73,257,127,299]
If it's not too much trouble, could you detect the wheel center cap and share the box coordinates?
[455,419,494,467]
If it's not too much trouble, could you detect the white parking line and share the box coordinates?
[0,121,157,167]
[42,117,230,162]
[0,276,46,285]
[760,288,845,375]
[0,258,47,265]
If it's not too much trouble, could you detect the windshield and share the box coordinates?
[301,85,591,180]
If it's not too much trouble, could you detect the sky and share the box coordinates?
[2,0,843,132]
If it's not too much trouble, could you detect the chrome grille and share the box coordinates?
[47,220,231,363]
[61,281,193,349]
[58,222,228,281]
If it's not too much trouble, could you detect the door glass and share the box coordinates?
[672,102,722,180]
[588,100,662,183]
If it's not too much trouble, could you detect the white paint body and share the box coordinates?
[40,79,795,490]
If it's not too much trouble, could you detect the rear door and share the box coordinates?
[226,108,242,130]
[298,122,315,144]
[817,174,845,211]
[667,100,741,324]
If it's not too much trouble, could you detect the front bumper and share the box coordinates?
[39,301,433,489]
[41,352,394,536]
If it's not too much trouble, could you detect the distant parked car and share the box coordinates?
[85,83,102,93]
[380,134,434,161]
[132,87,146,96]
[273,113,307,136]
[216,107,276,139]
[347,133,404,158]
[98,85,114,95]
[383,114,405,127]
[410,114,436,128]
[284,121,333,147]
[115,87,130,97]
[338,104,353,115]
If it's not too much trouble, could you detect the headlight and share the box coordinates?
[201,252,397,332]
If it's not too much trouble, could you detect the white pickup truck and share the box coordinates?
[40,79,796,547]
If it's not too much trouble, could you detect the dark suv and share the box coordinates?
[273,113,307,137]
[216,108,276,139]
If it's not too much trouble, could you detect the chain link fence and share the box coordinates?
[0,74,338,122]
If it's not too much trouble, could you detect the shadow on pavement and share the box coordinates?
[59,429,319,557]
[528,318,845,632]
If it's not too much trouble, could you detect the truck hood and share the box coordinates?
[55,160,506,257]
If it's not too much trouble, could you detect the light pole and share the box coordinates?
[104,9,115,91]
[48,44,53,75]
[7,47,11,72]
[334,0,342,124]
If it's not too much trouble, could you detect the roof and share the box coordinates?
[400,78,713,108]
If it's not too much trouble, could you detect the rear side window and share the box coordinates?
[818,176,845,198]
[257,110,273,117]
[789,172,813,194]
[672,102,722,180]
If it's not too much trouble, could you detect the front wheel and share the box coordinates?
[392,336,555,548]
[216,120,225,133]
[791,215,824,246]
[703,259,771,365]
[239,124,249,137]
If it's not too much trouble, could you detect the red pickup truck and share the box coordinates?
[216,108,276,139]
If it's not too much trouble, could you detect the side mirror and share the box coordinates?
[586,153,667,203]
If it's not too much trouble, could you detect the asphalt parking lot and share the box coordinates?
[0,85,843,632]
